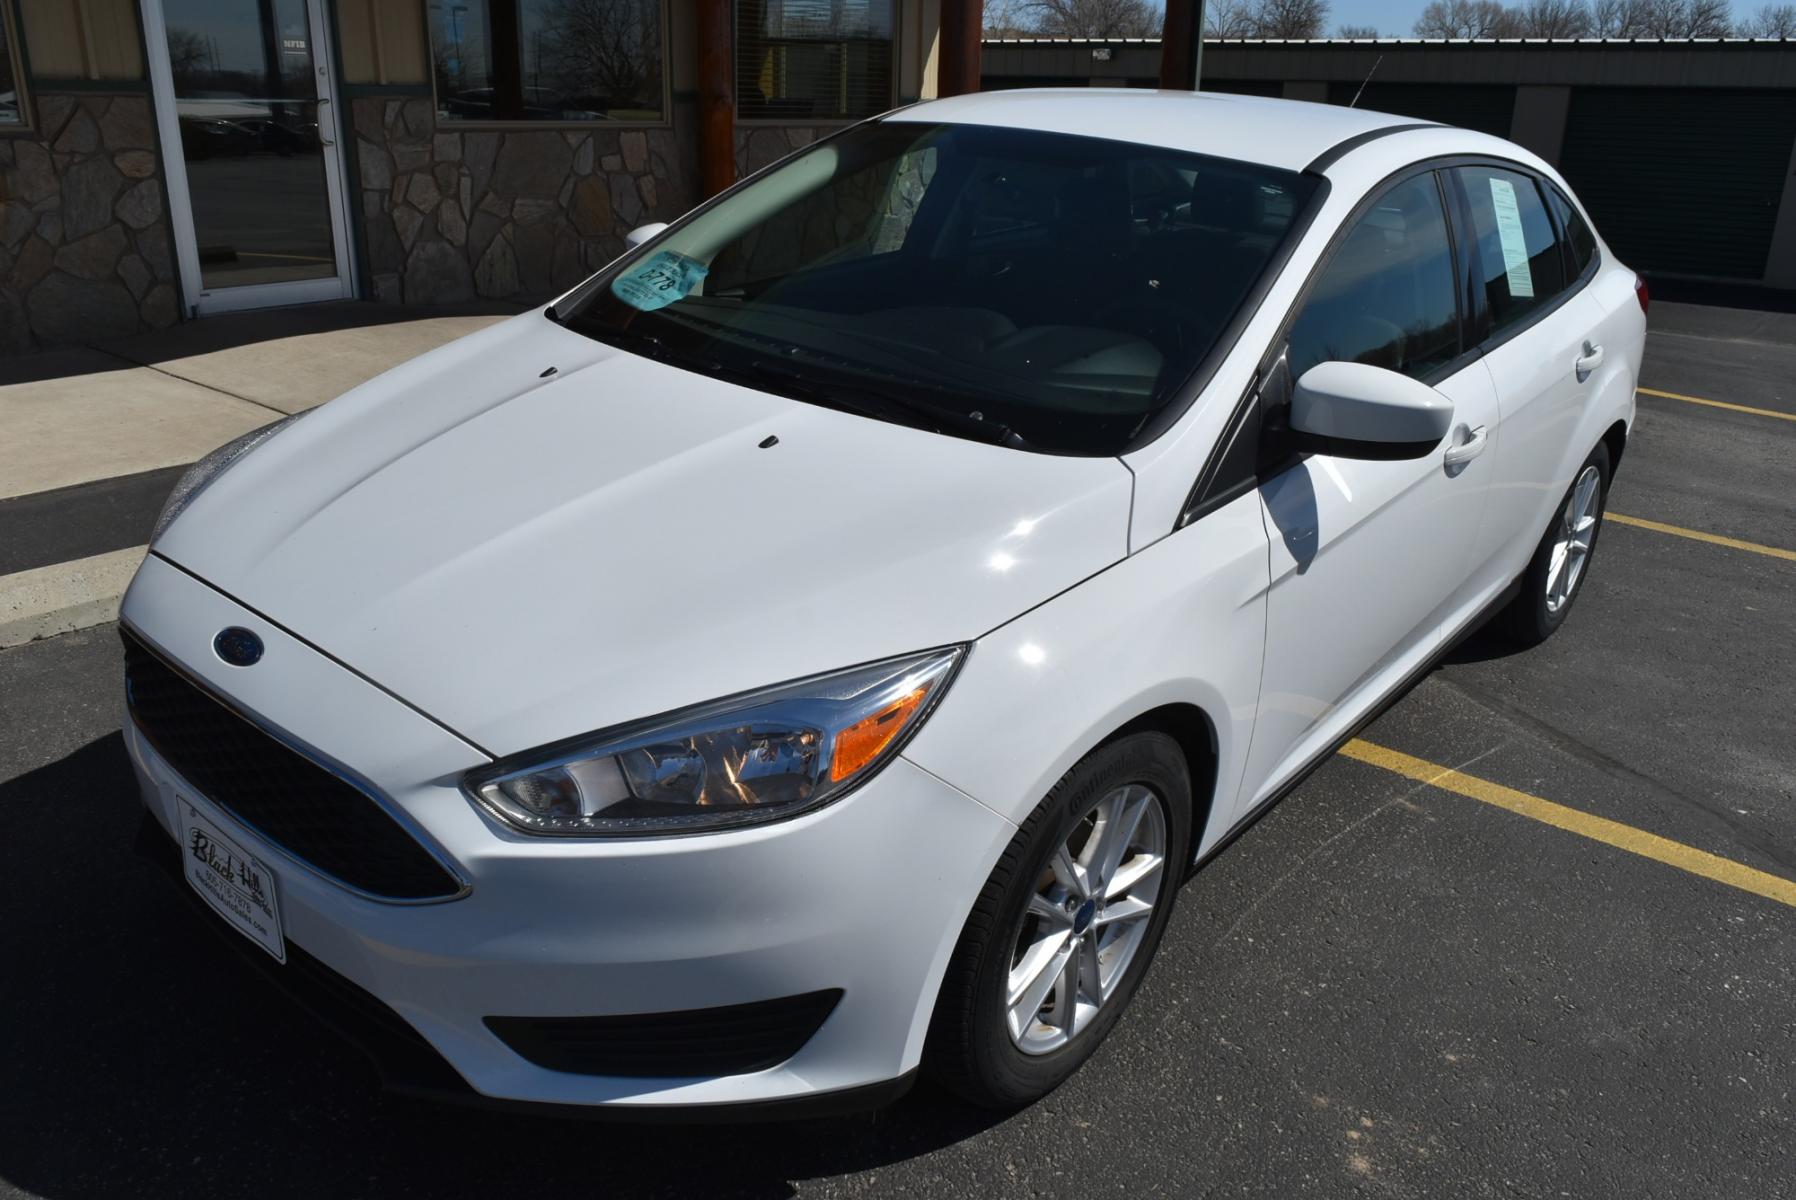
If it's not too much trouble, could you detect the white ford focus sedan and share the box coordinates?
[122,90,1645,1116]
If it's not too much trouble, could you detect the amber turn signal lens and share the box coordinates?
[830,686,928,782]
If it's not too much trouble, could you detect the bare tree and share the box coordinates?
[1511,0,1595,34]
[1254,0,1333,37]
[1336,21,1383,34]
[1745,2,1796,32]
[1413,0,1518,35]
[1637,0,1685,31]
[165,28,212,89]
[538,0,662,107]
[1608,0,1733,33]
[1684,0,1736,32]
[983,0,1038,36]
[1025,0,1163,36]
[1590,0,1645,31]
[1205,0,1263,35]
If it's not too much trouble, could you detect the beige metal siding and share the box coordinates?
[338,0,427,85]
[19,0,144,81]
[82,0,143,78]
[337,0,379,81]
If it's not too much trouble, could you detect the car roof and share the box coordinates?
[886,89,1425,173]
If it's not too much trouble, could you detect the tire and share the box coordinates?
[1499,441,1612,647]
[924,732,1193,1108]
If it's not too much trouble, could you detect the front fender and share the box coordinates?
[902,489,1270,861]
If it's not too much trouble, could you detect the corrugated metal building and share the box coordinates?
[984,37,1796,292]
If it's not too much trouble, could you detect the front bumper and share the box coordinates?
[122,553,1016,1112]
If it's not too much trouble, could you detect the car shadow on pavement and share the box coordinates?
[0,735,1009,1200]
[1440,618,1525,666]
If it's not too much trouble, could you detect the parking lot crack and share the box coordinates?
[1208,790,1436,953]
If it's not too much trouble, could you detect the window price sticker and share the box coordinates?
[611,250,709,312]
[1488,177,1535,300]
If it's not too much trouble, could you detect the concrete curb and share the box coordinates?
[0,545,145,649]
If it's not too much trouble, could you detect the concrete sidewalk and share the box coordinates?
[1,300,519,646]
[1,300,520,499]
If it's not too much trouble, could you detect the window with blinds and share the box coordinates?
[735,0,894,123]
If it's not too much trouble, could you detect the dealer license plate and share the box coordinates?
[177,799,286,963]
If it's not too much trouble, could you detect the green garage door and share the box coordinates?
[1325,83,1516,138]
[1560,88,1796,281]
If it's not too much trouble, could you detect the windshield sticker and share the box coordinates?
[610,250,709,312]
[1488,177,1535,300]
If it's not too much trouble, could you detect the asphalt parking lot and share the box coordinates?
[2,298,1792,1199]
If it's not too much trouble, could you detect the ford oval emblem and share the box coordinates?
[213,627,264,667]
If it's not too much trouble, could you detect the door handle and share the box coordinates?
[317,96,335,147]
[1443,424,1487,467]
[1575,340,1604,382]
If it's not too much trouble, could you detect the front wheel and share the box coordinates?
[924,733,1192,1108]
[1499,442,1611,646]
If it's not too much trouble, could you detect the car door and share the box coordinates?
[1448,164,1603,608]
[1236,169,1503,808]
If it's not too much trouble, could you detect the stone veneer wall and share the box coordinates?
[734,125,834,178]
[350,97,695,305]
[0,93,179,353]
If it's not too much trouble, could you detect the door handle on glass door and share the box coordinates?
[1443,425,1487,467]
[1575,341,1604,382]
[317,97,335,147]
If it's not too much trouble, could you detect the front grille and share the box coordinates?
[485,990,845,1078]
[123,628,463,901]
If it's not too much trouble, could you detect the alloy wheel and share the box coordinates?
[1005,784,1167,1055]
[1546,464,1602,614]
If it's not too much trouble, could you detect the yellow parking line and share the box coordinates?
[1637,386,1796,423]
[1607,513,1796,563]
[1341,740,1796,909]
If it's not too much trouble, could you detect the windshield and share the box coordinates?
[555,121,1319,455]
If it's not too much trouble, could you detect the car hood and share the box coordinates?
[158,313,1133,757]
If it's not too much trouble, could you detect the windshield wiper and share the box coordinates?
[581,318,1027,449]
[735,357,1029,449]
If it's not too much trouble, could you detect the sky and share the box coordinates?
[1326,0,1434,33]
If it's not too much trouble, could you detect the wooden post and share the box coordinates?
[1158,0,1205,91]
[696,0,735,199]
[938,0,983,98]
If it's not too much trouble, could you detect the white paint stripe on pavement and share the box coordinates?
[0,545,146,649]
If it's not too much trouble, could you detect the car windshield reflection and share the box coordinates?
[557,121,1321,456]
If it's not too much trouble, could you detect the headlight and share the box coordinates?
[151,411,308,543]
[464,647,964,836]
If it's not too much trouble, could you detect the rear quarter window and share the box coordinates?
[1547,184,1599,278]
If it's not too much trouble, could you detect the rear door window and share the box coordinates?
[1546,183,1598,279]
[1456,165,1569,338]
[1287,172,1462,383]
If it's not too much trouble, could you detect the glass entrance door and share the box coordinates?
[143,0,354,314]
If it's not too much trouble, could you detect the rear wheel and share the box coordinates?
[1500,442,1611,646]
[925,733,1191,1108]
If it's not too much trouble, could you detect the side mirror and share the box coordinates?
[1290,361,1453,460]
[624,222,669,250]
